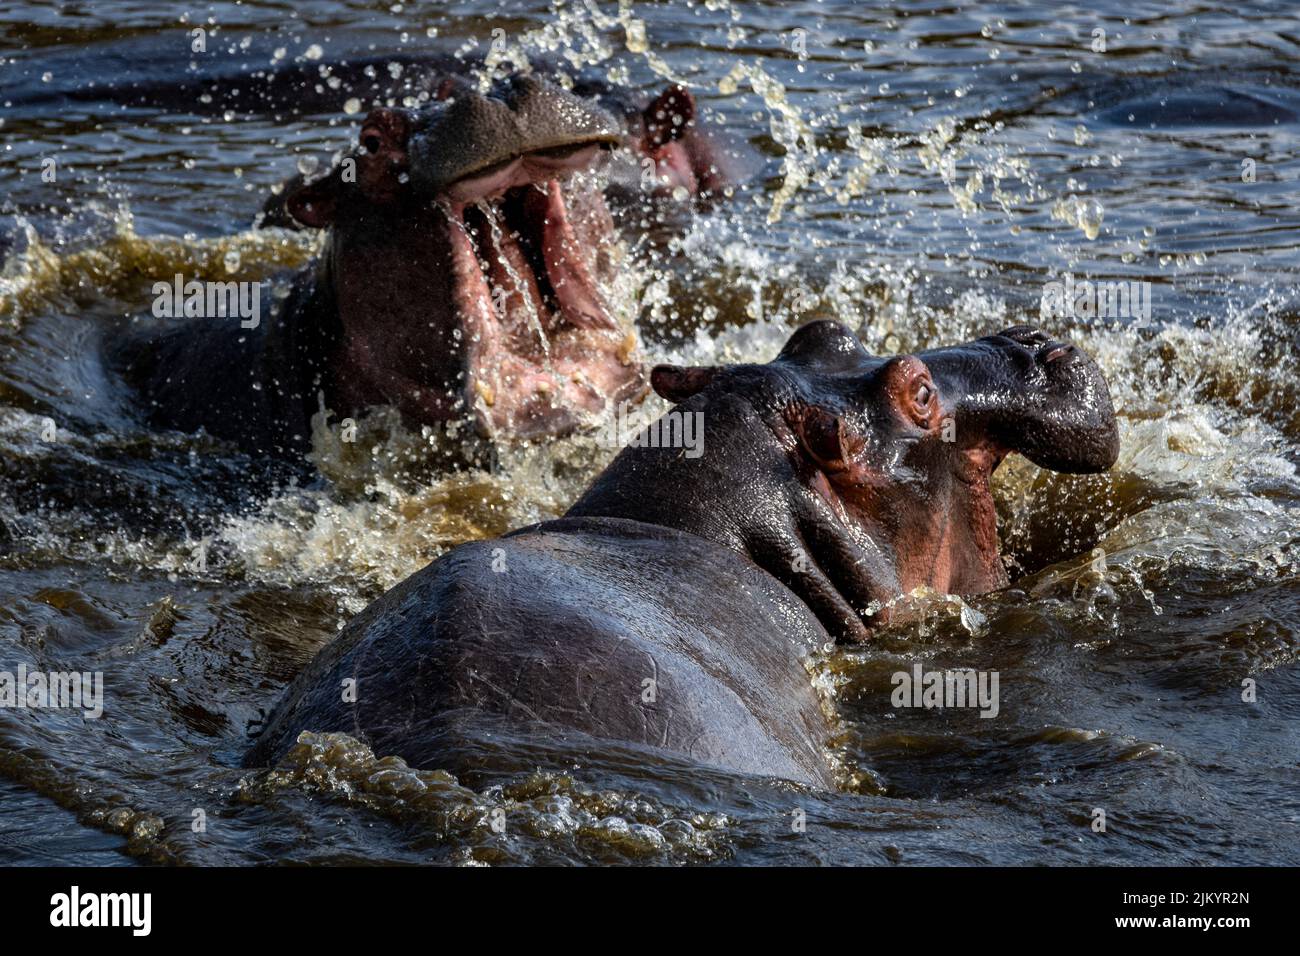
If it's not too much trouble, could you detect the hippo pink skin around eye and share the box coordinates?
[574,320,1120,641]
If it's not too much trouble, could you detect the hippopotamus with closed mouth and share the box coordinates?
[114,75,657,456]
[584,79,732,202]
[247,321,1120,787]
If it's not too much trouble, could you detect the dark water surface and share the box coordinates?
[1,0,1299,865]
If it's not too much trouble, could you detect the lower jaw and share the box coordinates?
[440,181,646,440]
[466,338,648,441]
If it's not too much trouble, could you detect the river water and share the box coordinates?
[1,0,1298,865]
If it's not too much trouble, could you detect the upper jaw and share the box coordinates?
[921,329,1090,406]
[435,140,613,207]
[406,74,623,197]
[923,330,1119,474]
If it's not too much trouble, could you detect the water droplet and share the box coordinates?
[1079,198,1104,239]
[297,155,320,176]
[343,98,361,115]
[625,20,649,54]
[305,44,324,61]
[223,250,241,273]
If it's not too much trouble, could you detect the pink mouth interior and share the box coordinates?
[440,143,646,438]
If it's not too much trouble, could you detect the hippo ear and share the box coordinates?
[258,173,310,230]
[433,75,469,101]
[777,321,872,371]
[642,85,696,148]
[285,171,341,228]
[791,406,871,484]
[650,364,717,403]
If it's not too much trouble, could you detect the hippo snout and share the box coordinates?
[993,325,1081,367]
[1002,328,1120,473]
[407,74,622,198]
[918,325,1120,474]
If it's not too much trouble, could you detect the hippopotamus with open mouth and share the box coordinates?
[114,75,655,455]
[247,321,1120,787]
[257,75,732,229]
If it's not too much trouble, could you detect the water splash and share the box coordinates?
[237,731,733,864]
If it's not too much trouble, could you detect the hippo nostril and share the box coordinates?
[1040,343,1076,364]
[998,325,1052,347]
[362,134,382,154]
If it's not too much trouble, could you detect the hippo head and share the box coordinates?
[283,74,648,440]
[570,320,1120,642]
[615,84,729,199]
[561,80,731,202]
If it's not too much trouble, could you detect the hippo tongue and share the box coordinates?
[526,179,618,332]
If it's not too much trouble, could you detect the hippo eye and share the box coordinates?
[362,134,382,154]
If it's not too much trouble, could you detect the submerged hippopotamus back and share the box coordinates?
[248,321,1120,785]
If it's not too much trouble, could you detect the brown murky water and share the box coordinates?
[1,0,1299,865]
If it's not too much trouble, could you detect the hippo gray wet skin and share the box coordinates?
[248,321,1120,787]
[258,77,731,229]
[114,75,651,456]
